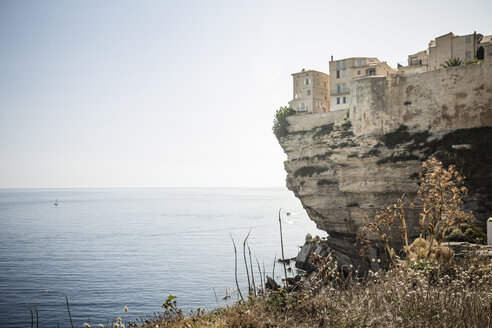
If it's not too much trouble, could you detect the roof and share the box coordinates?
[291,69,329,76]
[330,57,379,63]
[480,35,492,44]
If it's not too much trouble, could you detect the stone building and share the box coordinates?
[428,32,484,70]
[400,31,490,75]
[328,57,395,111]
[288,69,330,114]
[399,50,429,76]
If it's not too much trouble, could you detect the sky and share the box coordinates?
[0,0,491,188]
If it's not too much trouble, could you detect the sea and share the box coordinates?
[0,188,325,327]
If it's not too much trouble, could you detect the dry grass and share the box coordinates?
[125,253,492,328]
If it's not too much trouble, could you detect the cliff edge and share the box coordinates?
[278,43,492,269]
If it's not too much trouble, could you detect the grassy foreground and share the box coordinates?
[124,251,492,328]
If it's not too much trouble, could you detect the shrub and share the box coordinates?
[441,58,462,68]
[463,226,487,244]
[341,107,351,128]
[445,224,487,244]
[272,106,295,139]
[445,228,464,241]
[463,57,482,65]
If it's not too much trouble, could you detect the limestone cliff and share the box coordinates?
[279,43,492,270]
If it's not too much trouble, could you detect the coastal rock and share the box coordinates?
[265,275,280,290]
[295,236,331,271]
[279,122,492,270]
[278,48,492,269]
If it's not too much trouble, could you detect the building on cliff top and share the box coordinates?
[288,31,490,114]
[400,31,491,75]
[288,69,330,114]
[328,57,395,111]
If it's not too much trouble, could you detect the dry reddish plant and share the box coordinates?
[356,196,407,264]
[416,158,474,257]
[357,158,474,263]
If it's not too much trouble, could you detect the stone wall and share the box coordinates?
[286,110,345,133]
[350,42,492,136]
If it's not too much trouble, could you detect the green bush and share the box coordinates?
[446,228,464,241]
[341,107,351,128]
[463,226,487,244]
[441,58,462,68]
[464,58,482,65]
[444,224,487,244]
[273,106,296,139]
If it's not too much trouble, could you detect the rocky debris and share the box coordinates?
[285,275,301,286]
[446,242,492,260]
[265,275,280,290]
[295,235,331,271]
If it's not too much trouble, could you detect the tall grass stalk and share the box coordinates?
[255,256,264,295]
[242,228,252,295]
[63,295,74,328]
[229,234,244,301]
[248,244,257,296]
[26,303,33,328]
[278,208,288,287]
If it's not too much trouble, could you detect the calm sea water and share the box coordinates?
[0,188,325,327]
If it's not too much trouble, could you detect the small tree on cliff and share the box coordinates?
[356,158,474,264]
[272,106,296,140]
[441,58,462,68]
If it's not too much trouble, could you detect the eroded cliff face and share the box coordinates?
[279,120,492,269]
[278,45,492,269]
[279,46,492,269]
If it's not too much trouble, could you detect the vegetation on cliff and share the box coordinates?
[125,250,492,328]
[272,106,295,139]
[357,158,475,265]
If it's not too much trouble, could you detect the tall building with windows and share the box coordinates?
[288,69,330,113]
[400,31,490,75]
[329,57,395,111]
[428,32,483,70]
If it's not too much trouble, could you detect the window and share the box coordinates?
[465,35,471,43]
[304,78,311,85]
[324,81,326,87]
[307,90,311,96]
[337,83,346,94]
[299,102,307,111]
[336,61,340,70]
[294,92,298,99]
[466,51,471,59]
[357,70,361,75]
[343,97,347,104]
[357,59,362,67]
[336,97,340,104]
[336,70,340,78]
[342,69,346,77]
[367,68,376,76]
[342,60,346,69]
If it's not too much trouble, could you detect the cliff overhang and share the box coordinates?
[278,43,492,269]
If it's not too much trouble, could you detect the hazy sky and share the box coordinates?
[1,0,491,188]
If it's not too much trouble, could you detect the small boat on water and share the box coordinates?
[54,199,59,206]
